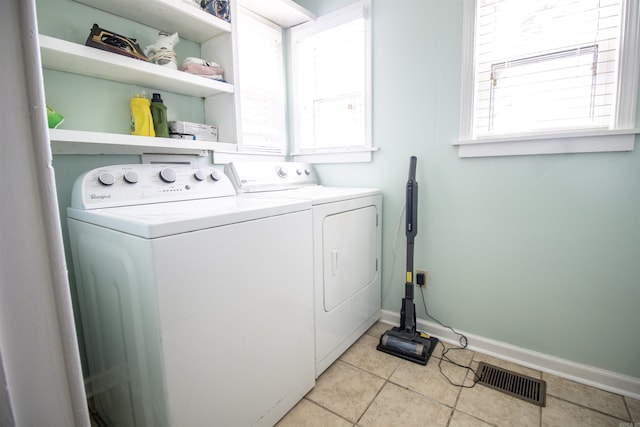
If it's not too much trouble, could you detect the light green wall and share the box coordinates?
[299,0,640,378]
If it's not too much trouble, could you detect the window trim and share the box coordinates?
[290,0,373,164]
[235,6,287,155]
[456,0,640,158]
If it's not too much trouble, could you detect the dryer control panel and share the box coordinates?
[224,161,318,193]
[71,164,236,209]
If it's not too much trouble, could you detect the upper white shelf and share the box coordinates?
[49,128,237,155]
[72,0,231,43]
[237,0,316,27]
[39,35,234,98]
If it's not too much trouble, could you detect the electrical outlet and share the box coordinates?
[416,269,428,287]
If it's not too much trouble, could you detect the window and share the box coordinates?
[235,7,287,154]
[488,45,601,133]
[457,0,640,157]
[290,1,373,163]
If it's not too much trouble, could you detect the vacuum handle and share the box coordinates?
[402,156,418,332]
[406,156,418,240]
[408,156,417,181]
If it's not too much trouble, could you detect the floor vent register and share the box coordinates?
[475,362,547,407]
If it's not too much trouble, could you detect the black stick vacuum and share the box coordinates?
[377,156,439,365]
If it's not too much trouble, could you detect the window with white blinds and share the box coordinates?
[290,1,373,162]
[236,8,286,153]
[457,0,640,157]
[476,0,621,136]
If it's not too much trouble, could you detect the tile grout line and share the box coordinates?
[446,344,475,427]
[367,344,468,425]
[544,393,633,423]
[539,399,543,427]
[301,396,354,426]
[353,363,396,426]
[343,346,458,425]
[448,347,506,427]
[622,397,635,423]
[309,359,395,426]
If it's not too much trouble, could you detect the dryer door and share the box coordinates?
[322,205,378,311]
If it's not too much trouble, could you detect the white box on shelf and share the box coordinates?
[169,120,218,142]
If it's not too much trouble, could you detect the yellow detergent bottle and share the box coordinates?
[130,94,155,136]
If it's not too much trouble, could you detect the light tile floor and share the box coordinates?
[277,322,640,427]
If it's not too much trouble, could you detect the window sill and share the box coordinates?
[291,147,378,164]
[454,128,640,158]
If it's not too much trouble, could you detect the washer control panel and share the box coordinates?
[71,164,236,209]
[224,161,318,193]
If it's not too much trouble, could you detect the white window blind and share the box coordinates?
[291,3,371,157]
[236,8,286,153]
[474,0,622,138]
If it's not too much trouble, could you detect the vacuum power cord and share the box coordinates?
[418,288,480,388]
[381,203,406,305]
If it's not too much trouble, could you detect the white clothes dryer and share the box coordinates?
[67,164,315,427]
[225,162,382,376]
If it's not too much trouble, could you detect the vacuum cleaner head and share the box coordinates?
[377,327,438,365]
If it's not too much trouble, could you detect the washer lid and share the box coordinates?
[67,196,311,238]
[238,185,381,205]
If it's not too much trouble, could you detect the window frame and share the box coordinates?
[456,0,640,158]
[289,0,374,164]
[235,6,288,155]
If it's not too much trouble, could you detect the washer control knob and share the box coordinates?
[210,170,222,181]
[159,168,177,183]
[296,168,303,175]
[98,172,115,186]
[277,167,288,178]
[194,170,206,181]
[123,171,139,184]
[305,168,312,175]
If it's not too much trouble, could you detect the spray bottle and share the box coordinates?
[150,93,170,137]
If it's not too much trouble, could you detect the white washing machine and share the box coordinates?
[225,161,382,376]
[67,164,315,427]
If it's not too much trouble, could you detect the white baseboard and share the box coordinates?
[380,309,640,400]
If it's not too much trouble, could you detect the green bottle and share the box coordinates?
[150,93,169,137]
